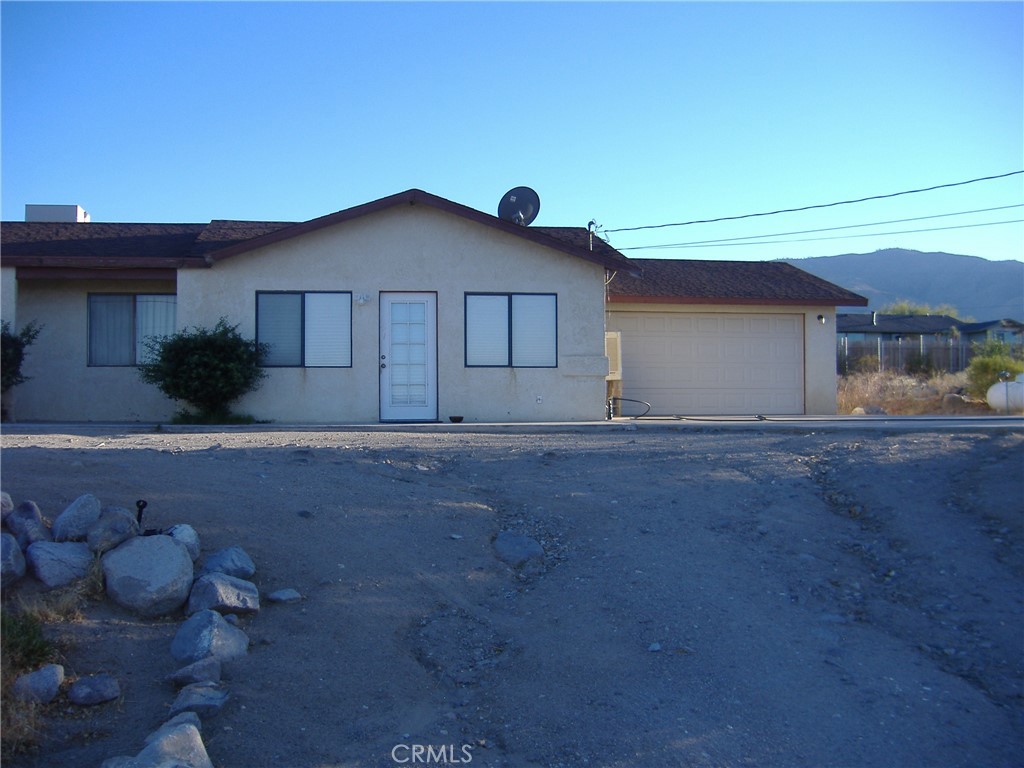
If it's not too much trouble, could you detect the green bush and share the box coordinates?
[139,319,267,421]
[965,339,1024,399]
[1,321,41,394]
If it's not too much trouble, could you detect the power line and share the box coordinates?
[604,170,1024,234]
[620,204,1024,251]
[622,217,1023,249]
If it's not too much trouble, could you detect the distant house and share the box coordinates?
[955,318,1024,346]
[837,313,1023,345]
[1,190,866,422]
[837,313,962,342]
[836,313,1023,373]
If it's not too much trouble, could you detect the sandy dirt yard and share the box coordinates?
[1,423,1022,768]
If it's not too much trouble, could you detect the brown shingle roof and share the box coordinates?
[532,227,637,273]
[608,258,868,306]
[1,191,635,275]
[190,220,295,258]
[0,222,208,267]
[2,196,866,308]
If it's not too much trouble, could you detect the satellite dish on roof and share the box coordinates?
[498,187,540,226]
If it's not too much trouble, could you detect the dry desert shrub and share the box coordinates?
[0,557,103,756]
[837,371,990,415]
[1,608,55,756]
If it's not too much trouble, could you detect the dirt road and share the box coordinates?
[2,424,1022,768]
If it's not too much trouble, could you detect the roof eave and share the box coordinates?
[3,255,208,270]
[607,294,870,307]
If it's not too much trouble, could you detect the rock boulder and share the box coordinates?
[199,545,255,579]
[166,523,200,561]
[26,540,93,588]
[87,506,139,554]
[187,572,260,616]
[170,609,249,664]
[493,530,545,568]
[52,493,103,542]
[103,535,193,617]
[1,531,26,587]
[12,663,64,704]
[6,501,52,549]
[68,673,121,705]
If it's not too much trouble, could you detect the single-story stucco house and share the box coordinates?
[1,189,866,423]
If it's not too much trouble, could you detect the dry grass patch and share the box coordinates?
[1,556,105,757]
[1,608,56,757]
[837,371,992,415]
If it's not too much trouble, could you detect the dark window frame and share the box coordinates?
[87,292,176,367]
[256,290,353,368]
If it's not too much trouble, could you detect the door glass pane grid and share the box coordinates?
[389,302,427,407]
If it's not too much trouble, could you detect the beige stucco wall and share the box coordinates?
[9,278,179,422]
[172,204,610,423]
[1,266,17,325]
[607,302,838,415]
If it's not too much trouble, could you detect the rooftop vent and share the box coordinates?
[25,204,90,223]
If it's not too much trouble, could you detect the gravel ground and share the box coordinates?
[2,423,1022,768]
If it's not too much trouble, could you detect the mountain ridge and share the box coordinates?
[778,248,1023,321]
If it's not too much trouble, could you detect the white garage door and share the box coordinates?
[608,312,805,415]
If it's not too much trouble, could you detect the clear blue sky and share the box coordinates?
[2,1,1022,263]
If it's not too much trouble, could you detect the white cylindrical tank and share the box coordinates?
[986,373,1024,414]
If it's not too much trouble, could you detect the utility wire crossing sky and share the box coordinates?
[611,172,1024,250]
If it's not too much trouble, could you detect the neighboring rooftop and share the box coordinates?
[837,313,960,334]
[838,313,1024,335]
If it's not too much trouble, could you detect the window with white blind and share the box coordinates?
[465,293,557,367]
[88,294,176,366]
[256,291,352,367]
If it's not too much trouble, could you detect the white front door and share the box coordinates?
[379,292,438,422]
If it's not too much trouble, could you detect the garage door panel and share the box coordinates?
[698,317,724,334]
[748,317,772,334]
[775,317,801,334]
[609,311,805,415]
[722,340,747,361]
